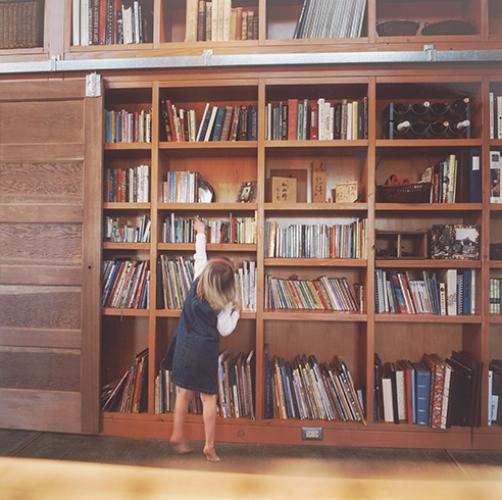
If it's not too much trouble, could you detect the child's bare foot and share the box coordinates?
[203,446,221,462]
[170,439,192,455]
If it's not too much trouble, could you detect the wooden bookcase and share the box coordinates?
[87,68,498,450]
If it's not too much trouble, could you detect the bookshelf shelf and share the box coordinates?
[102,308,150,317]
[104,143,152,151]
[157,243,257,252]
[264,258,368,268]
[490,204,502,212]
[376,260,481,269]
[103,243,151,250]
[265,140,369,149]
[375,314,482,324]
[159,141,258,150]
[265,203,368,213]
[489,261,502,269]
[490,140,502,146]
[489,316,502,324]
[156,309,256,320]
[103,203,151,210]
[263,311,367,322]
[375,203,483,213]
[376,139,483,148]
[157,203,257,212]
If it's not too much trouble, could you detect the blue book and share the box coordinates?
[469,148,482,202]
[388,102,394,139]
[413,362,431,425]
[463,270,471,315]
[212,107,226,141]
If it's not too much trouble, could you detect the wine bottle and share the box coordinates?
[410,101,431,117]
[430,102,449,118]
[449,97,471,118]
[448,119,471,137]
[394,103,411,116]
[394,120,411,137]
[409,121,429,137]
[429,120,450,138]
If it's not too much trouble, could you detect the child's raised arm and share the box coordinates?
[193,218,207,279]
[217,303,240,336]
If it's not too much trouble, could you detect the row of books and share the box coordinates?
[186,0,258,42]
[265,354,365,421]
[156,256,257,312]
[105,165,150,203]
[155,351,255,419]
[104,215,151,243]
[160,171,201,203]
[161,214,256,244]
[374,351,481,429]
[489,92,502,140]
[294,0,367,39]
[266,98,368,141]
[488,359,502,426]
[489,278,502,315]
[101,349,148,413]
[265,219,367,259]
[102,259,150,309]
[105,109,152,143]
[265,275,363,312]
[490,150,502,203]
[421,149,481,203]
[161,100,257,142]
[72,0,153,46]
[375,269,476,316]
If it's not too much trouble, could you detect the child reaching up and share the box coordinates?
[164,217,239,462]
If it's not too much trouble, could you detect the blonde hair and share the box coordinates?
[196,257,236,311]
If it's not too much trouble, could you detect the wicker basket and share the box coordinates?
[0,0,43,50]
[376,182,432,203]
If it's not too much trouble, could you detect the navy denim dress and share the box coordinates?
[168,278,220,395]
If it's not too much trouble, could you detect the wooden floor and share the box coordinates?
[0,430,501,499]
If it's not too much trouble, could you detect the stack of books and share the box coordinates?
[374,351,481,428]
[266,219,367,259]
[265,275,363,312]
[102,259,150,309]
[105,165,150,203]
[489,359,502,426]
[105,109,152,143]
[101,349,149,413]
[161,214,256,244]
[185,0,258,42]
[293,0,367,39]
[104,215,151,243]
[161,100,257,142]
[72,0,153,46]
[264,354,365,421]
[375,269,476,316]
[266,98,368,140]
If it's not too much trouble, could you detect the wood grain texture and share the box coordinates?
[0,346,80,391]
[0,388,81,433]
[0,285,82,329]
[0,326,81,349]
[0,265,82,286]
[0,223,82,264]
[0,161,83,203]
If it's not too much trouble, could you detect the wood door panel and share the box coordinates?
[0,223,82,264]
[0,347,80,391]
[0,286,81,330]
[0,161,84,203]
[0,388,81,433]
[0,79,102,434]
[0,101,84,144]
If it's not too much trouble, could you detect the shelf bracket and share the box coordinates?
[423,44,436,62]
[85,72,102,98]
[202,49,213,66]
[49,54,60,71]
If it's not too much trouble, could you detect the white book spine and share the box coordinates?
[347,102,353,140]
[490,92,495,139]
[447,270,457,316]
[440,363,451,430]
[267,103,272,141]
[81,0,89,46]
[223,0,231,41]
[72,0,80,46]
[134,1,140,44]
[488,369,493,425]
[382,377,394,423]
[498,96,502,140]
[396,369,406,421]
[491,150,502,203]
[317,98,325,139]
[204,107,219,141]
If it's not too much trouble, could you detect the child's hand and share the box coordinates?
[194,217,206,234]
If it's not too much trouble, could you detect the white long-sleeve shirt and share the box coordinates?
[193,232,239,336]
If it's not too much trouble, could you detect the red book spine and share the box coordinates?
[287,99,298,140]
[100,0,107,44]
[405,365,413,424]
[166,100,176,142]
[310,101,318,140]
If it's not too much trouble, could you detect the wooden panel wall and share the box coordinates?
[0,80,102,434]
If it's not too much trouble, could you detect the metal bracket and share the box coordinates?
[49,54,60,71]
[423,44,436,62]
[85,72,102,97]
[202,49,213,66]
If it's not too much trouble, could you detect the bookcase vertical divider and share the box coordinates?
[148,81,160,414]
[366,0,377,44]
[258,0,267,45]
[366,76,377,424]
[255,79,266,419]
[481,0,490,40]
[480,76,491,426]
[153,0,163,48]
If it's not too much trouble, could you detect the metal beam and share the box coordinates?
[1,49,502,75]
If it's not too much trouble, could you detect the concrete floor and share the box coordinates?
[1,429,502,499]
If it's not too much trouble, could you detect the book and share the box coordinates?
[491,150,502,203]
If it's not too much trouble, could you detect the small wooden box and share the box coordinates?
[334,182,359,203]
[267,177,297,203]
[376,230,428,259]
